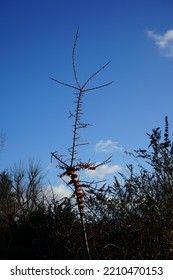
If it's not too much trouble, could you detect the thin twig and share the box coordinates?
[49,77,79,90]
[82,61,112,89]
[72,29,81,89]
[95,156,112,168]
[51,152,69,168]
[83,81,113,92]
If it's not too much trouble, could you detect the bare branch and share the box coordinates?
[72,29,81,89]
[51,152,69,169]
[95,156,112,168]
[49,77,79,90]
[82,60,112,89]
[83,81,113,92]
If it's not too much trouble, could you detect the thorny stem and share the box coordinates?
[72,29,81,89]
[50,30,112,259]
[77,195,91,260]
[70,89,84,166]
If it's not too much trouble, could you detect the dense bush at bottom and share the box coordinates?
[0,118,172,259]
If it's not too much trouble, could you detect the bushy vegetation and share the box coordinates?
[0,118,173,259]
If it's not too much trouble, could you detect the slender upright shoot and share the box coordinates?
[50,31,112,259]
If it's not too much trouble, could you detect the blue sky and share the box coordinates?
[1,0,173,192]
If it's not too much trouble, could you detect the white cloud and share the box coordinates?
[147,29,173,57]
[43,184,72,201]
[95,140,123,153]
[86,164,121,179]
